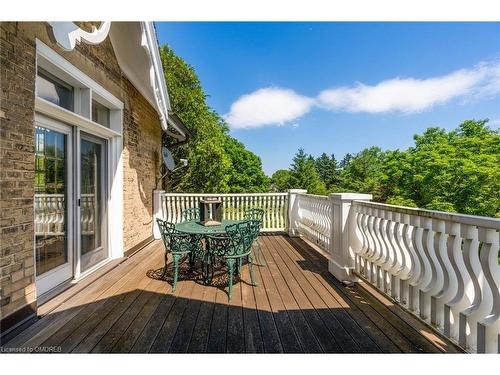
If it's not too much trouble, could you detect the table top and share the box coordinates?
[175,220,244,235]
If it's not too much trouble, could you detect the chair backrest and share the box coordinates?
[181,207,200,222]
[156,218,175,249]
[244,208,264,222]
[156,218,195,254]
[207,221,252,258]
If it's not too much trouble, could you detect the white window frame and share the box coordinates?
[34,39,124,285]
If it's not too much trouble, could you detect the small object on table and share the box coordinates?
[199,197,223,226]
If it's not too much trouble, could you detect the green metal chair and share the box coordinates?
[244,208,265,265]
[206,221,258,300]
[156,218,202,292]
[181,207,200,222]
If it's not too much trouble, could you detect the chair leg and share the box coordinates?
[226,259,236,301]
[172,253,181,292]
[248,254,258,287]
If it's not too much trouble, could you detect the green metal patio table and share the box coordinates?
[174,220,246,284]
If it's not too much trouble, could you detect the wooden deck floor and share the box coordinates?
[2,235,461,353]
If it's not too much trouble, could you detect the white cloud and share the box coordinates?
[318,61,500,113]
[224,61,500,129]
[224,87,314,129]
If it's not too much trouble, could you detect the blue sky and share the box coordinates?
[156,22,500,175]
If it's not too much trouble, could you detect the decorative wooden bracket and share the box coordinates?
[48,22,111,51]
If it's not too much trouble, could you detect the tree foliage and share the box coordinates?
[224,137,269,192]
[281,120,499,217]
[159,45,269,193]
[288,149,327,195]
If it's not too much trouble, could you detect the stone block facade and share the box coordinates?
[0,22,162,332]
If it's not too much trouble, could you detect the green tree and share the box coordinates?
[406,120,499,216]
[379,119,499,216]
[160,45,269,193]
[224,137,269,192]
[315,153,341,189]
[340,147,385,199]
[289,149,327,194]
[160,45,230,193]
[270,169,293,192]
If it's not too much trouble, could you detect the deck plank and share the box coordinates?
[249,258,284,353]
[287,237,429,353]
[226,271,245,353]
[44,249,163,352]
[169,279,206,353]
[259,238,323,353]
[186,280,217,353]
[261,236,342,352]
[1,236,455,354]
[275,236,380,353]
[240,259,265,353]
[72,257,161,353]
[4,243,159,350]
[111,279,170,353]
[270,235,362,353]
[206,281,229,353]
[148,278,197,353]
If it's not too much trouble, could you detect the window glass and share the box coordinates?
[34,126,68,275]
[92,100,110,127]
[36,68,74,111]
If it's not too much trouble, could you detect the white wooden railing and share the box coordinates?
[154,192,288,233]
[295,193,332,253]
[351,201,500,353]
[152,189,500,353]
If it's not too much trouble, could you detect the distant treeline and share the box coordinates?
[271,119,500,218]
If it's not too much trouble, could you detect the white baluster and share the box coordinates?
[459,224,481,351]
[476,227,500,353]
[444,222,471,343]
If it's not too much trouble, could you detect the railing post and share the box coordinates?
[152,189,165,239]
[287,189,307,237]
[329,193,372,282]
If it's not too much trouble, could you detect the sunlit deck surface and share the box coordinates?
[2,235,461,353]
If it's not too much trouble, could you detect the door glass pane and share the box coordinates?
[34,126,68,275]
[80,137,107,271]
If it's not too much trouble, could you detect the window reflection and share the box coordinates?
[80,139,102,257]
[36,68,74,111]
[91,100,110,127]
[34,126,67,275]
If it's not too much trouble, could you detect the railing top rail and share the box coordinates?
[296,193,330,200]
[161,192,288,197]
[354,200,500,229]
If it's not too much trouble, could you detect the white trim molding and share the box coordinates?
[48,22,111,51]
[141,22,171,131]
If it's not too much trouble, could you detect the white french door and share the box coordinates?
[77,132,108,274]
[35,116,109,296]
[34,117,73,295]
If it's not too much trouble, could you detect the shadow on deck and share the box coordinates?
[1,235,461,353]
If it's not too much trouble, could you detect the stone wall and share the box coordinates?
[0,22,38,322]
[0,22,162,329]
